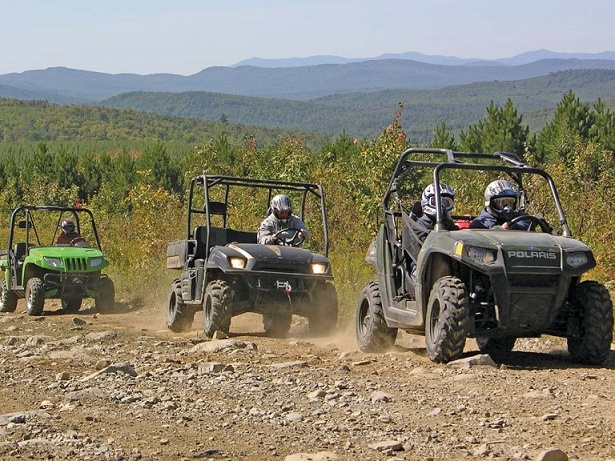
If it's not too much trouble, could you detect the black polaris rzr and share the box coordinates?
[356,148,613,364]
[166,175,338,337]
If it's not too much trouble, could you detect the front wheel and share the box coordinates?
[0,279,18,313]
[25,277,45,316]
[355,281,398,352]
[95,277,115,313]
[166,280,194,332]
[425,276,469,363]
[203,280,232,337]
[308,282,338,336]
[567,281,613,365]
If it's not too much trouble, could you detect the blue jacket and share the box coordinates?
[469,207,530,230]
[416,213,458,242]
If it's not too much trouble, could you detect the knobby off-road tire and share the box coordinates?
[567,281,613,365]
[0,279,18,313]
[308,281,338,336]
[61,296,82,313]
[95,277,115,313]
[263,313,292,338]
[355,281,398,352]
[425,276,470,363]
[25,277,45,316]
[166,280,194,333]
[203,280,232,338]
[476,336,516,361]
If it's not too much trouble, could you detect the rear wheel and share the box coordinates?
[25,277,45,316]
[203,280,232,337]
[425,276,469,363]
[0,279,18,313]
[567,281,613,365]
[263,313,292,338]
[308,282,338,336]
[95,277,115,313]
[355,281,398,352]
[166,280,194,332]
[61,296,82,313]
[476,336,516,361]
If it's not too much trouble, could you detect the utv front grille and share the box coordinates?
[253,264,304,274]
[65,258,89,271]
[508,274,560,288]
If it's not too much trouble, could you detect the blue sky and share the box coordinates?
[3,0,614,75]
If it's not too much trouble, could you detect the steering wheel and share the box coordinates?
[69,237,88,247]
[508,215,552,233]
[272,228,305,247]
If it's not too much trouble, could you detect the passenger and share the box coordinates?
[470,180,531,230]
[416,183,459,239]
[257,194,310,245]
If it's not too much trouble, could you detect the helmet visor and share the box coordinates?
[492,196,516,210]
[274,208,290,219]
[428,196,454,211]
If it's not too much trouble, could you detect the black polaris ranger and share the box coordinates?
[166,175,338,337]
[356,148,613,364]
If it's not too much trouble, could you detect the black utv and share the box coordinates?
[166,175,338,337]
[356,148,613,364]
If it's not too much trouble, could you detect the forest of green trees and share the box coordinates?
[0,92,614,319]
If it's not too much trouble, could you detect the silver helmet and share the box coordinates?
[271,194,293,223]
[421,183,455,217]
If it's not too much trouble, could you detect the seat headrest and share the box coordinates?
[411,201,423,218]
[205,201,227,215]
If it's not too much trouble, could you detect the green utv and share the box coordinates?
[356,148,613,364]
[0,206,115,316]
[166,175,338,337]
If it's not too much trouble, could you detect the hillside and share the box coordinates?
[0,99,328,152]
[2,58,615,103]
[100,69,615,141]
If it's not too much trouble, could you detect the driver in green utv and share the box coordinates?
[55,219,82,245]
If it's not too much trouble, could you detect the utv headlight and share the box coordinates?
[44,257,63,268]
[229,257,247,269]
[311,263,328,274]
[90,257,104,268]
[466,246,496,265]
[566,252,589,268]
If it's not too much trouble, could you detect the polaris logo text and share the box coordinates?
[508,250,557,259]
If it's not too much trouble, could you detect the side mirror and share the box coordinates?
[18,220,31,229]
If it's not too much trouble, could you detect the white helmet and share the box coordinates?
[421,183,455,217]
[484,180,519,220]
[271,194,292,223]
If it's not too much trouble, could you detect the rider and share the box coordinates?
[257,194,310,245]
[470,180,531,230]
[55,219,82,245]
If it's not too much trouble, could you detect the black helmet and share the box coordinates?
[485,180,519,221]
[271,194,292,223]
[61,219,75,233]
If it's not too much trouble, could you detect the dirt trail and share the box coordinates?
[1,301,614,460]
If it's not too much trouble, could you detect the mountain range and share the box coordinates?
[232,49,615,68]
[1,50,615,104]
